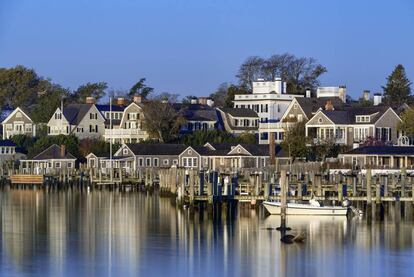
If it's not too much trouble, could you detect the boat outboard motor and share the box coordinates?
[342,198,351,207]
[309,199,320,207]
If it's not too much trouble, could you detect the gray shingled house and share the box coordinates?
[305,105,402,147]
[20,144,76,175]
[216,107,259,135]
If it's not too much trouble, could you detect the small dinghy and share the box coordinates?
[262,200,348,216]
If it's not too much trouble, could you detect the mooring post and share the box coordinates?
[278,169,289,233]
[401,168,406,198]
[367,169,372,205]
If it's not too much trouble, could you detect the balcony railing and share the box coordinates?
[312,137,347,144]
[104,128,148,137]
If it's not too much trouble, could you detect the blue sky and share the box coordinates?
[0,0,413,99]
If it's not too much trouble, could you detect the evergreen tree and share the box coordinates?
[383,64,412,107]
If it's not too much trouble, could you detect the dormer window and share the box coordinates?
[356,115,370,123]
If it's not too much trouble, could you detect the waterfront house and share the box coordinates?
[178,142,290,171]
[216,107,259,135]
[104,143,187,175]
[305,105,402,147]
[20,144,76,175]
[175,103,219,134]
[47,97,105,139]
[258,96,348,144]
[0,139,26,163]
[2,107,36,139]
[233,78,303,125]
[102,95,149,144]
[338,146,414,169]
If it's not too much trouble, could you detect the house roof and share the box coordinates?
[126,143,188,156]
[342,146,414,156]
[195,143,289,157]
[220,108,258,118]
[174,104,218,122]
[96,104,126,113]
[319,106,392,125]
[63,104,93,125]
[204,142,239,151]
[295,97,347,119]
[239,144,289,157]
[0,139,16,147]
[32,144,76,160]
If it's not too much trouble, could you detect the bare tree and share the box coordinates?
[236,53,327,94]
[236,56,265,91]
[142,100,186,143]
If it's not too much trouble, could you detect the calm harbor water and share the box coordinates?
[0,189,413,277]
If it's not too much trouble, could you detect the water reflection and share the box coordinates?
[0,190,413,276]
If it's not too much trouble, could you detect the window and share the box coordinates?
[376,127,391,141]
[173,159,178,165]
[145,158,151,167]
[182,158,187,167]
[188,149,192,154]
[293,104,298,109]
[318,117,323,123]
[163,159,169,165]
[55,113,62,120]
[193,158,197,167]
[138,158,144,167]
[188,158,192,167]
[67,162,72,168]
[55,162,61,168]
[153,158,159,167]
[123,149,129,155]
[89,113,98,120]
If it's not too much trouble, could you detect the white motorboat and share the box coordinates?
[262,200,348,216]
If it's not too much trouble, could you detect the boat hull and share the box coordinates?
[262,201,348,216]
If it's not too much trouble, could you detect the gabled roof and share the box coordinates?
[192,143,289,157]
[1,107,33,124]
[32,144,76,160]
[342,146,414,156]
[125,143,187,156]
[204,142,239,151]
[295,97,348,119]
[219,108,258,118]
[63,104,94,125]
[318,106,394,125]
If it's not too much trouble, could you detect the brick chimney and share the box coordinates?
[325,100,334,111]
[133,95,142,104]
[60,145,66,157]
[86,96,96,104]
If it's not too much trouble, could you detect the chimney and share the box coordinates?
[206,99,214,107]
[133,95,142,104]
[86,96,96,104]
[338,85,346,102]
[363,90,370,101]
[373,93,382,106]
[305,89,311,98]
[325,100,334,111]
[274,77,282,94]
[60,145,66,157]
[116,97,126,106]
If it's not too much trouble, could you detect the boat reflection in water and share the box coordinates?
[0,190,413,276]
